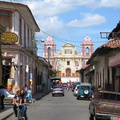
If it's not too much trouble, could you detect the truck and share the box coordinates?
[89,90,120,120]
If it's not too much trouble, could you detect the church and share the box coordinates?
[43,36,94,83]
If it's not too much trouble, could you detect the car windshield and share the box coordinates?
[81,86,90,89]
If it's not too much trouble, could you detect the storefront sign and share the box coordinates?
[109,53,120,67]
[2,32,18,44]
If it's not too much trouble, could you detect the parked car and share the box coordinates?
[71,82,80,92]
[4,89,15,104]
[51,85,64,96]
[62,83,67,88]
[76,83,93,100]
[89,91,120,120]
[73,85,80,96]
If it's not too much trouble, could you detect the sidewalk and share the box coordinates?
[0,90,50,120]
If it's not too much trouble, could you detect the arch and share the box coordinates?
[86,47,90,53]
[66,68,71,77]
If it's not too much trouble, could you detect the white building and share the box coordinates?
[44,36,94,83]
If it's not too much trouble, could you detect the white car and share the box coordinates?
[52,85,64,96]
[73,85,80,96]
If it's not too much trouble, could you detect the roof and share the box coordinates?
[0,1,40,32]
[44,36,56,44]
[81,36,94,44]
[108,21,120,40]
[87,39,120,64]
[63,42,75,47]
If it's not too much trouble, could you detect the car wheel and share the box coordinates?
[95,117,101,120]
[62,94,64,96]
[77,96,79,100]
[52,94,54,96]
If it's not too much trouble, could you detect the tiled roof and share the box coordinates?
[87,39,120,64]
[99,39,120,48]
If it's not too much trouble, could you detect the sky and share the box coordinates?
[1,0,120,56]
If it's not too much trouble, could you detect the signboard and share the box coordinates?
[2,32,18,44]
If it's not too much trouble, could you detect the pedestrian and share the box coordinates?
[24,84,28,96]
[0,85,7,109]
[26,88,32,103]
[58,80,62,85]
[19,89,27,104]
[67,82,71,91]
[12,90,20,117]
[12,89,28,120]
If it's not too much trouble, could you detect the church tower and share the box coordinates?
[81,36,94,68]
[44,36,56,69]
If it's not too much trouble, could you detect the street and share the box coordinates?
[7,89,91,120]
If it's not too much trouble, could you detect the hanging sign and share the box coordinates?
[1,32,18,44]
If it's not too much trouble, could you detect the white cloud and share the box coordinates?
[97,0,120,8]
[35,16,65,38]
[67,13,106,27]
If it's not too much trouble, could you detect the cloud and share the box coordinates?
[97,0,120,8]
[35,16,65,38]
[67,13,106,27]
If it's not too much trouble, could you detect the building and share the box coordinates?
[0,25,6,86]
[0,1,50,93]
[44,36,94,83]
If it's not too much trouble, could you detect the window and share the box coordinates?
[67,61,70,65]
[65,49,72,54]
[86,47,89,53]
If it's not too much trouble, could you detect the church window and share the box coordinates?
[65,49,72,54]
[67,61,70,65]
[86,47,89,53]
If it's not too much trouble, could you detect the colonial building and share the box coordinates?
[44,36,94,83]
[0,1,50,93]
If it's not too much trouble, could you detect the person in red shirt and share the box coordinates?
[67,82,71,91]
[58,80,62,85]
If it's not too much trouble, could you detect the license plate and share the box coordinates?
[81,95,84,97]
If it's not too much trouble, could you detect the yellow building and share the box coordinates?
[44,36,94,83]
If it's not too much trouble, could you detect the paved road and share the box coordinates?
[8,89,91,120]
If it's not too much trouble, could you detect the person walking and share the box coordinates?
[12,89,28,120]
[0,85,7,109]
[67,82,71,91]
[26,88,32,103]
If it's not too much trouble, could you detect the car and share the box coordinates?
[51,85,64,96]
[62,83,67,88]
[4,89,15,104]
[76,83,93,100]
[71,82,80,92]
[73,85,80,96]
